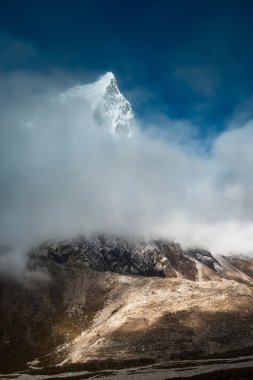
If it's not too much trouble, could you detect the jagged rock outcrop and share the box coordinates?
[30,235,253,286]
[31,236,201,281]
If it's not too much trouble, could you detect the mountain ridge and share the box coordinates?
[60,72,135,136]
[31,235,253,286]
[1,242,253,375]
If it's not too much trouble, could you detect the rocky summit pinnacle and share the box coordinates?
[61,72,135,136]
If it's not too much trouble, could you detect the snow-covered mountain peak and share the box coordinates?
[97,71,116,87]
[61,72,135,136]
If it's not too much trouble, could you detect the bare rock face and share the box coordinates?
[185,248,221,271]
[31,236,199,281]
[31,235,253,284]
[224,256,253,279]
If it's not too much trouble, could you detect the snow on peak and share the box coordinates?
[60,72,135,136]
[99,71,116,84]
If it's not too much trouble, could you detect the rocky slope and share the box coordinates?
[1,236,253,375]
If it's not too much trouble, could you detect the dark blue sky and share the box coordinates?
[1,0,253,134]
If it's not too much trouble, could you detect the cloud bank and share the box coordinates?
[1,70,253,279]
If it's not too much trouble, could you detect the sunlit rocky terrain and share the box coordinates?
[1,236,253,378]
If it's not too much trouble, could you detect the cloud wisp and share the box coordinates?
[1,70,253,279]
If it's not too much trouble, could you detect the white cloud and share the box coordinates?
[1,70,253,279]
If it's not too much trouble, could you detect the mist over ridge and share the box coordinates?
[1,69,253,277]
